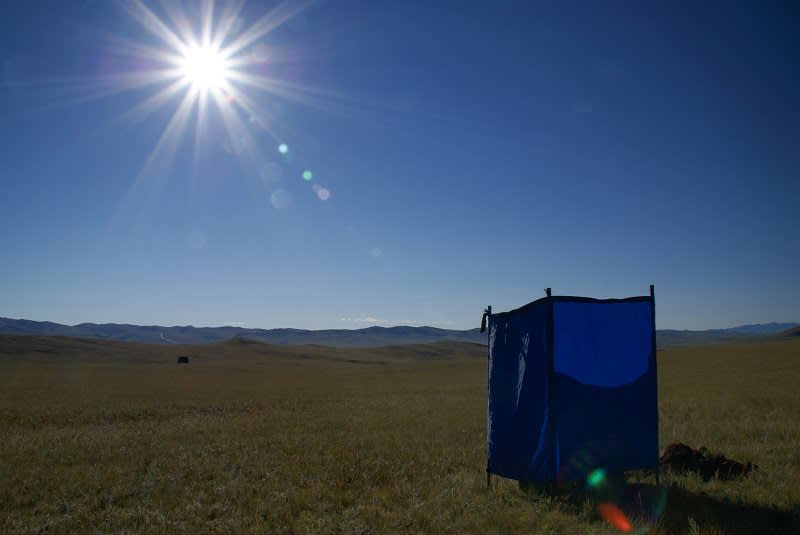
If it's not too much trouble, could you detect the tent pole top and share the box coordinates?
[480,306,492,333]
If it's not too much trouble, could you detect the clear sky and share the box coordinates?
[0,1,797,330]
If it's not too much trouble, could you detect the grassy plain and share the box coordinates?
[0,335,798,534]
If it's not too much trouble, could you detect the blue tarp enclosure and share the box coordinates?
[487,292,658,483]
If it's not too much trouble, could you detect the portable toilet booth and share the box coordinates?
[484,287,658,485]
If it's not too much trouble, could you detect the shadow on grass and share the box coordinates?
[520,478,798,534]
[650,484,798,534]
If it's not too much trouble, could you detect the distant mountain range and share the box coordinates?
[0,317,797,348]
[0,318,484,347]
[657,323,799,346]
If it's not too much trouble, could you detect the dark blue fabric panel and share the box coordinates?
[553,301,652,387]
[552,300,657,480]
[551,371,658,480]
[487,300,553,481]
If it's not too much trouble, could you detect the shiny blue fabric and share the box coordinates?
[486,299,553,480]
[487,297,658,483]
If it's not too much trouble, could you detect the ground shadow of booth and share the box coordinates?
[520,479,799,534]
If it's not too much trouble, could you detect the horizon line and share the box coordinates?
[1,316,797,333]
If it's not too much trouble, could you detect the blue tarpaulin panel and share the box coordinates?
[487,294,658,483]
[487,299,553,481]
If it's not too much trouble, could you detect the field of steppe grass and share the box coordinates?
[0,335,798,534]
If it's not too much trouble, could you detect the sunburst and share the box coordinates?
[180,44,230,91]
[102,0,319,197]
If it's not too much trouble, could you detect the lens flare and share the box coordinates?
[93,0,321,226]
[597,502,632,533]
[68,0,345,233]
[587,468,606,488]
[653,488,668,520]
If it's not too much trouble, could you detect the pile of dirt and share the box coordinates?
[660,442,757,481]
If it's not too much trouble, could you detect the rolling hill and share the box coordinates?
[0,333,486,364]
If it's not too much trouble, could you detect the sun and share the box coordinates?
[103,0,323,196]
[180,45,229,91]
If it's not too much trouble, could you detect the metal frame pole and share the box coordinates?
[650,284,661,487]
[486,305,492,489]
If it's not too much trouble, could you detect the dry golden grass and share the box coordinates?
[0,335,798,534]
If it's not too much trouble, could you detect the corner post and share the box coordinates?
[650,284,660,486]
[486,305,492,489]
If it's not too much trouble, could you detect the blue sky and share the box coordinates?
[0,1,797,330]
